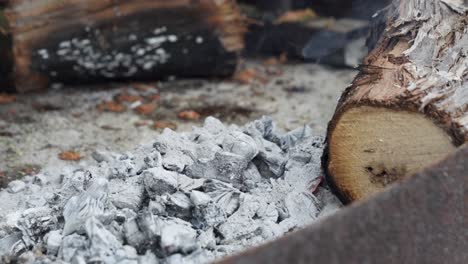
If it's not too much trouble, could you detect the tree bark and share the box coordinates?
[1,0,245,92]
[323,0,468,203]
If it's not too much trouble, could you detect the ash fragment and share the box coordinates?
[0,117,341,263]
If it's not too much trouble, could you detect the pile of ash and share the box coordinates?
[0,117,341,264]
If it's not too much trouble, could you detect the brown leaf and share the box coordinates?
[59,151,82,161]
[97,101,126,113]
[275,9,317,24]
[134,103,157,115]
[233,68,268,84]
[178,110,201,121]
[0,93,16,104]
[153,121,178,130]
[134,120,150,127]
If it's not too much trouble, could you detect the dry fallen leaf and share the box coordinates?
[153,121,178,130]
[134,103,157,115]
[0,93,16,104]
[134,120,150,127]
[59,151,82,161]
[275,9,317,24]
[178,110,201,121]
[233,68,268,84]
[97,101,126,113]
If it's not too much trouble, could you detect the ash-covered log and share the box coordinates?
[0,0,245,92]
[323,0,468,202]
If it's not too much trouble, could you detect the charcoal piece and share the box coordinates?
[241,163,263,190]
[138,250,159,264]
[63,178,109,236]
[148,198,167,216]
[33,174,49,187]
[162,151,193,172]
[202,180,241,217]
[85,217,123,263]
[58,234,88,262]
[136,211,159,240]
[16,207,58,247]
[158,217,197,255]
[153,129,196,172]
[176,174,205,193]
[191,191,227,229]
[26,195,48,208]
[202,116,227,135]
[287,136,323,165]
[197,227,216,250]
[143,167,178,197]
[221,131,258,161]
[165,192,192,219]
[185,151,249,186]
[109,154,139,179]
[123,219,146,250]
[7,180,26,193]
[217,195,264,242]
[132,145,163,174]
[115,209,137,224]
[192,201,227,229]
[244,118,288,179]
[278,125,313,150]
[252,140,287,179]
[189,191,211,206]
[57,169,93,204]
[46,230,63,256]
[114,245,139,264]
[109,176,145,211]
[0,232,21,257]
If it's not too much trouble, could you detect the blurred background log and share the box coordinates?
[240,0,390,66]
[1,0,245,92]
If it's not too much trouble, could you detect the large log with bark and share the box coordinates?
[323,0,468,203]
[0,0,245,92]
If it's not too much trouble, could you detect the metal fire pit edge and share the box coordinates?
[219,145,468,264]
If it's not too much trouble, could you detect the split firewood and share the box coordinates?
[0,0,245,92]
[323,0,468,203]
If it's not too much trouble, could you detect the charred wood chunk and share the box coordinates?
[2,0,245,92]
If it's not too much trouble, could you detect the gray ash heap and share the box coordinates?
[0,117,341,264]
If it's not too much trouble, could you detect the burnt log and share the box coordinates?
[0,0,245,92]
[323,0,468,202]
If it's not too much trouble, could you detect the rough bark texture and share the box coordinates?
[220,144,468,264]
[1,0,245,92]
[324,0,468,202]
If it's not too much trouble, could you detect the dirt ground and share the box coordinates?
[0,61,356,186]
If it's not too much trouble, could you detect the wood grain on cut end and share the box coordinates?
[324,0,467,203]
[328,106,456,202]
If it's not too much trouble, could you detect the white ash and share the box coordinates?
[0,117,342,263]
